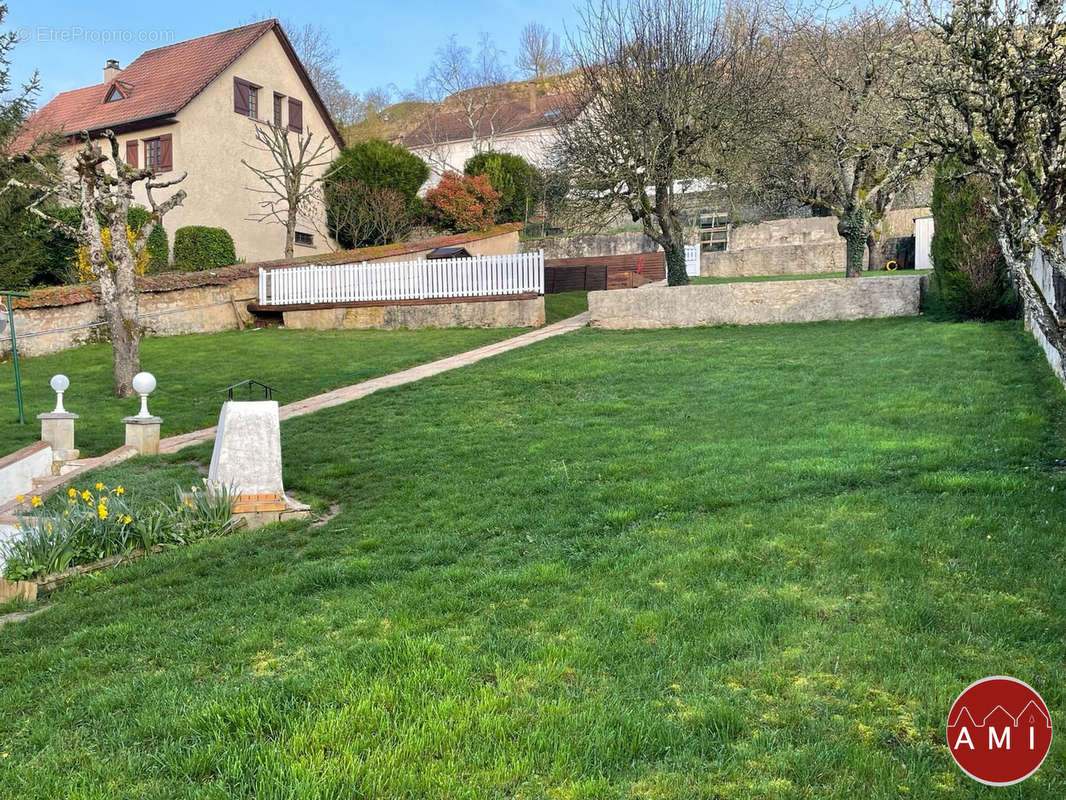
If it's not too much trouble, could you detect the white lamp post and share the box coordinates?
[50,374,70,414]
[132,371,157,419]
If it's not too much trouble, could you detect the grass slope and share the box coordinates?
[1,317,1065,798]
[0,326,522,457]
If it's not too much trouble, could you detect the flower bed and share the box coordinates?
[1,482,237,583]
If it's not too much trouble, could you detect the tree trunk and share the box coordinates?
[108,311,140,398]
[999,232,1066,363]
[664,240,689,286]
[867,233,888,272]
[839,210,868,278]
[285,208,296,259]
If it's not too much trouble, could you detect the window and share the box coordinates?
[105,85,125,103]
[287,98,303,133]
[294,231,314,247]
[273,93,284,127]
[233,77,261,118]
[143,134,172,173]
[699,212,729,253]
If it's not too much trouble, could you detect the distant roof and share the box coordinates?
[401,93,578,149]
[14,20,343,151]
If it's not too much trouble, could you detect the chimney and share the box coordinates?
[103,59,121,83]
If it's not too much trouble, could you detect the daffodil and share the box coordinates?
[95,482,104,490]
[30,496,42,507]
[15,494,24,503]
[115,486,125,495]
[97,504,108,520]
[122,515,132,524]
[81,490,91,501]
[68,488,76,498]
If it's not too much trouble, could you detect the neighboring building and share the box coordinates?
[16,20,344,264]
[401,90,574,191]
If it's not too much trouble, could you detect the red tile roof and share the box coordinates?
[14,20,343,151]
[401,93,577,148]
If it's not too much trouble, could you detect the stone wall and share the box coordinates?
[589,275,924,329]
[0,225,522,359]
[283,296,544,330]
[701,242,846,278]
[521,231,656,259]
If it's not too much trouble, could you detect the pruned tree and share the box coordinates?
[328,180,413,248]
[242,123,337,258]
[907,0,1066,359]
[517,22,565,78]
[554,0,778,285]
[418,33,512,167]
[6,131,186,396]
[761,2,923,276]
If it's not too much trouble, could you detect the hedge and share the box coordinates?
[464,151,542,224]
[173,226,237,272]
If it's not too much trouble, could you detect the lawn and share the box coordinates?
[692,270,914,284]
[1,316,1065,798]
[0,326,523,457]
[544,290,589,324]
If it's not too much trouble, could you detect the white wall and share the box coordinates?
[409,127,557,192]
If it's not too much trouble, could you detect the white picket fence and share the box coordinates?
[685,244,701,277]
[258,251,545,307]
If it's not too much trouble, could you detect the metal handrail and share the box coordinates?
[217,379,278,401]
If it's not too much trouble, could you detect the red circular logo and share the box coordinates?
[947,676,1053,786]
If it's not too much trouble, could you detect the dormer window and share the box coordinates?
[104,84,127,103]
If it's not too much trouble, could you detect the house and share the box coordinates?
[16,20,344,264]
[400,90,574,191]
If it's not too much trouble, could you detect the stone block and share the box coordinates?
[123,416,162,455]
[37,412,77,453]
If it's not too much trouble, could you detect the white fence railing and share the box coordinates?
[258,251,545,307]
[685,244,701,277]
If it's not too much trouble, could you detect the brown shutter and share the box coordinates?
[288,98,303,132]
[125,140,138,167]
[159,134,173,172]
[233,78,250,115]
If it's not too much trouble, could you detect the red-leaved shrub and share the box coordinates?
[425,172,500,232]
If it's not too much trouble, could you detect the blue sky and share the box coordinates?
[6,0,580,103]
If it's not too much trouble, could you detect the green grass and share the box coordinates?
[0,326,523,457]
[544,291,589,324]
[1,316,1066,798]
[692,270,917,284]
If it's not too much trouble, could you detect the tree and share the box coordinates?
[417,33,512,170]
[909,0,1066,360]
[242,123,336,259]
[425,171,500,232]
[283,21,363,129]
[325,138,427,248]
[762,3,922,276]
[516,22,564,78]
[9,131,186,396]
[555,0,777,285]
[464,151,542,223]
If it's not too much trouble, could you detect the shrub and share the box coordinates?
[126,206,170,271]
[1,482,237,581]
[329,180,414,248]
[326,139,429,248]
[931,161,1017,321]
[425,171,500,232]
[464,151,542,224]
[173,226,237,271]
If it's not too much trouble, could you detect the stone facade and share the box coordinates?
[282,296,544,330]
[589,275,924,329]
[521,231,657,260]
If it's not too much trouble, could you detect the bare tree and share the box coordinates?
[282,21,363,129]
[555,0,778,285]
[420,33,512,155]
[516,22,564,78]
[243,124,337,258]
[908,0,1066,360]
[6,131,186,396]
[761,3,923,276]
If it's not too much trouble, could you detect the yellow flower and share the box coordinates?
[183,497,193,507]
[81,490,91,501]
[15,494,24,503]
[97,504,108,520]
[68,488,76,498]
[115,486,125,495]
[122,515,132,524]
[95,482,104,490]
[30,496,42,507]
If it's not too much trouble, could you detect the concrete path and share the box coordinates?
[0,313,589,523]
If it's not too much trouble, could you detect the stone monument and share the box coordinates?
[207,400,309,528]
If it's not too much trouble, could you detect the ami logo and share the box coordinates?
[947,676,1053,786]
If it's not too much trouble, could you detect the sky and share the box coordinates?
[6,0,581,104]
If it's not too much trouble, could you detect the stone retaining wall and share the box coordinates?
[589,275,924,329]
[521,231,656,259]
[283,296,545,331]
[0,225,522,359]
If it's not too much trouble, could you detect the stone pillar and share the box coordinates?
[122,415,162,456]
[37,411,79,463]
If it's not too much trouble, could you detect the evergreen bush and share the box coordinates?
[173,226,237,271]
